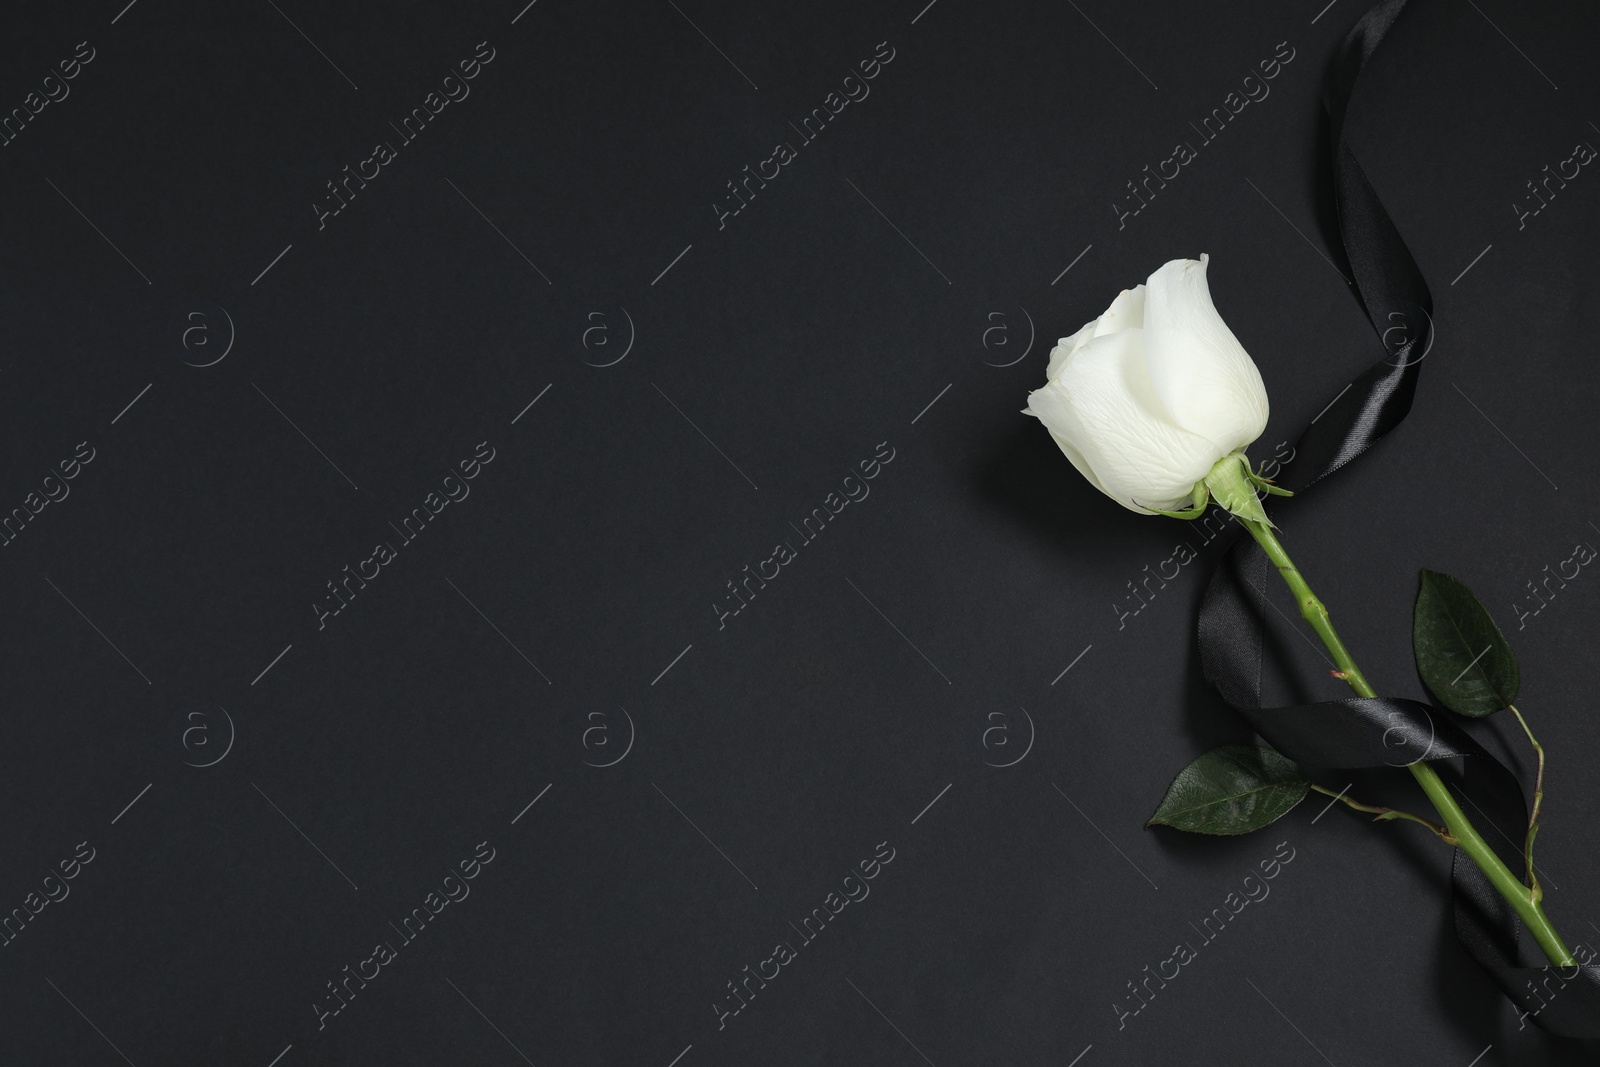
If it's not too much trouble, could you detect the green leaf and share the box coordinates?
[1146,745,1310,835]
[1413,568,1519,718]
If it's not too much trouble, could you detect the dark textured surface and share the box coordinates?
[1,0,1597,1063]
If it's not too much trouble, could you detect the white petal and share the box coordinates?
[1025,326,1222,513]
[1091,284,1146,338]
[1041,425,1111,499]
[1141,254,1269,453]
[1045,321,1095,381]
[1047,285,1146,380]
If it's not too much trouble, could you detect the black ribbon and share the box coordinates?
[1197,0,1600,1038]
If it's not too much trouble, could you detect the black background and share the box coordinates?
[2,0,1598,1063]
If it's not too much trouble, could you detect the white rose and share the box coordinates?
[1024,254,1270,515]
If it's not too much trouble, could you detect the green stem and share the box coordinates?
[1508,704,1545,902]
[1307,782,1455,842]
[1240,516,1575,968]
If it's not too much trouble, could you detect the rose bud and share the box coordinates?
[1024,254,1271,517]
